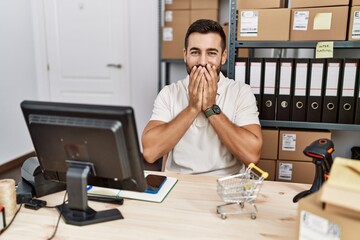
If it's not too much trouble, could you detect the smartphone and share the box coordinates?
[145,174,167,194]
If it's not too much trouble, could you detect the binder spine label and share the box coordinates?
[326,63,340,96]
[309,63,324,96]
[342,63,357,97]
[235,62,246,83]
[294,63,308,96]
[249,62,261,94]
[279,63,292,95]
[264,62,276,94]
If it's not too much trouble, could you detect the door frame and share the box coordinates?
[31,0,51,101]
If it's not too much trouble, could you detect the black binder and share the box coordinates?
[276,59,293,121]
[261,58,278,120]
[306,59,325,122]
[248,58,263,117]
[291,59,309,122]
[234,58,248,84]
[354,79,360,124]
[322,59,342,123]
[338,59,359,124]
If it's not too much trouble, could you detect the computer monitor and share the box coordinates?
[21,100,147,226]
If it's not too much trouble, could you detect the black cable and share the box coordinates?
[0,204,23,235]
[47,191,68,240]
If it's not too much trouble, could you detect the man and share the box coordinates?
[142,19,262,176]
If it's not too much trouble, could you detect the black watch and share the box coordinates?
[205,105,221,118]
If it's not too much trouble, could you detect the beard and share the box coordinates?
[185,61,222,76]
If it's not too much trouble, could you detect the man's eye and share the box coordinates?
[208,52,217,56]
[190,51,199,56]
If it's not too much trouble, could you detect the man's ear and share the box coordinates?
[221,49,227,65]
[183,48,187,63]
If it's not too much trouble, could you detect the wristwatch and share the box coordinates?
[204,105,221,118]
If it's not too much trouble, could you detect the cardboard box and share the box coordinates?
[290,6,349,41]
[162,10,190,59]
[289,0,349,9]
[276,160,315,184]
[258,159,276,181]
[165,0,190,10]
[237,9,290,41]
[190,9,218,23]
[319,157,360,219]
[348,6,360,40]
[353,0,360,5]
[261,128,279,160]
[237,0,285,9]
[296,191,360,240]
[278,129,331,161]
[191,0,218,9]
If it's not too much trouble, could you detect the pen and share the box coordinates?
[87,195,124,205]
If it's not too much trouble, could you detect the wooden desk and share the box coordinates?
[3,172,309,239]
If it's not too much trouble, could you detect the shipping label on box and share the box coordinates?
[351,11,360,39]
[282,133,296,151]
[240,11,259,37]
[299,210,341,240]
[278,162,293,180]
[163,27,173,41]
[293,11,309,31]
[165,11,174,22]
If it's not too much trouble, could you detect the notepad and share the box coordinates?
[88,176,178,203]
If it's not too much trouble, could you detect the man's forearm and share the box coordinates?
[207,113,262,166]
[142,107,199,163]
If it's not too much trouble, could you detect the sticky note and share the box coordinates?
[316,41,333,59]
[313,13,332,30]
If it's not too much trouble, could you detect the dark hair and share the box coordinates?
[184,19,226,52]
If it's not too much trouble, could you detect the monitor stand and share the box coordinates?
[56,161,123,226]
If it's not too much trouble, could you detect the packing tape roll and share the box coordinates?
[0,179,17,218]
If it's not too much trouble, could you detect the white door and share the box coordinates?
[43,0,130,105]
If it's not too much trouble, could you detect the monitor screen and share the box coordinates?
[21,100,147,225]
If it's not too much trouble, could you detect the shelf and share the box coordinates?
[161,59,184,63]
[235,41,360,49]
[260,120,360,131]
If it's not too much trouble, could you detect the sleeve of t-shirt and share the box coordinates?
[149,86,172,123]
[234,84,260,126]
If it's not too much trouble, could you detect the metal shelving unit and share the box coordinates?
[227,0,360,131]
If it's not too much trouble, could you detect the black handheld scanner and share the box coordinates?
[303,138,334,174]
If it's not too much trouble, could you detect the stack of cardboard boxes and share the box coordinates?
[162,0,219,59]
[258,128,331,184]
[296,157,360,239]
[236,0,354,41]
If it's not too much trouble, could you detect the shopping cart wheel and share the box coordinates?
[221,214,227,220]
[251,213,256,220]
[240,202,245,208]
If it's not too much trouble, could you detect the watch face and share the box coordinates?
[213,105,221,114]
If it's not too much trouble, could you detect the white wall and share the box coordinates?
[0,0,159,165]
[0,0,38,164]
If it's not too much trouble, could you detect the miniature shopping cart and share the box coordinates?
[216,163,269,220]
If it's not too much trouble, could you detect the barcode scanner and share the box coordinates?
[293,138,334,203]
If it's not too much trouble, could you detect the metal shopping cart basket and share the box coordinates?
[216,163,268,220]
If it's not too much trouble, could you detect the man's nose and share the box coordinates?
[199,53,207,66]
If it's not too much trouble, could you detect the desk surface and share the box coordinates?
[3,172,309,240]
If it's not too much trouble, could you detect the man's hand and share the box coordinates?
[188,66,205,113]
[202,64,218,111]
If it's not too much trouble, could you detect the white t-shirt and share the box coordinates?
[150,73,260,176]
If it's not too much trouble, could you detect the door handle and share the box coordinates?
[106,64,122,69]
